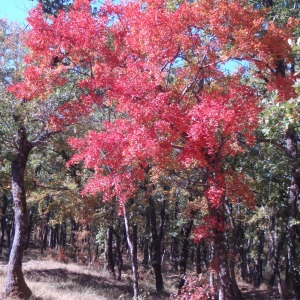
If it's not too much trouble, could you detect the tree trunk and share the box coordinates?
[159,199,166,265]
[41,197,51,254]
[196,239,208,275]
[268,225,285,288]
[26,211,33,250]
[179,219,193,275]
[211,204,242,300]
[285,128,300,299]
[171,201,179,272]
[4,125,33,299]
[286,167,300,298]
[286,171,300,299]
[53,223,60,249]
[253,229,265,288]
[123,205,138,300]
[0,194,9,254]
[105,225,116,278]
[196,242,202,274]
[70,218,78,260]
[240,231,251,282]
[142,208,150,266]
[60,221,67,247]
[149,195,164,292]
[112,226,123,280]
[7,221,13,252]
[41,220,48,254]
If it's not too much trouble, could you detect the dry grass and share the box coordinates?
[0,251,283,299]
[0,253,175,300]
[0,261,286,300]
[0,259,128,300]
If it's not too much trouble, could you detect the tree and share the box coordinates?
[0,19,83,299]
[245,0,300,297]
[12,0,296,298]
[0,20,35,299]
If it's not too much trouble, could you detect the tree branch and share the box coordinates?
[31,130,62,148]
[256,137,290,157]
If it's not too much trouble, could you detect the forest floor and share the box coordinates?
[0,251,283,299]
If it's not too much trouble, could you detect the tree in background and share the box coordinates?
[0,19,84,298]
[240,0,300,298]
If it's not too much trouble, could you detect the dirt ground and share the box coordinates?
[0,252,288,300]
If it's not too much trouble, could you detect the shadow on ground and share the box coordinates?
[25,268,132,294]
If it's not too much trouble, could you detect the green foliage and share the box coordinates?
[249,0,300,23]
[31,0,73,16]
[261,98,300,137]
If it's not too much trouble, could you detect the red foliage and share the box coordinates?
[12,0,295,232]
[170,274,216,300]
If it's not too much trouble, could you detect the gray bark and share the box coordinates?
[4,125,33,299]
[123,205,138,299]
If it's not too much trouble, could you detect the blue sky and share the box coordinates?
[0,0,37,24]
[0,0,246,72]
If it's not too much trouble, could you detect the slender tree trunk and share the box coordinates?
[286,168,300,298]
[210,203,242,300]
[41,198,51,254]
[26,211,33,250]
[225,202,245,295]
[196,239,208,274]
[172,236,179,272]
[0,194,9,254]
[285,128,300,299]
[105,225,116,278]
[48,226,52,248]
[87,225,92,263]
[179,218,193,276]
[171,201,179,272]
[159,199,166,265]
[123,205,138,300]
[142,208,150,266]
[4,125,33,299]
[70,218,79,260]
[149,195,164,292]
[286,173,300,299]
[112,226,123,280]
[60,221,67,247]
[7,222,12,252]
[196,242,202,274]
[268,226,284,288]
[41,219,48,254]
[54,223,60,248]
[132,223,138,276]
[253,229,265,288]
[239,230,251,282]
[177,217,194,292]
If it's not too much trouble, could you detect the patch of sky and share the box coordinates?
[218,59,250,74]
[0,0,36,25]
